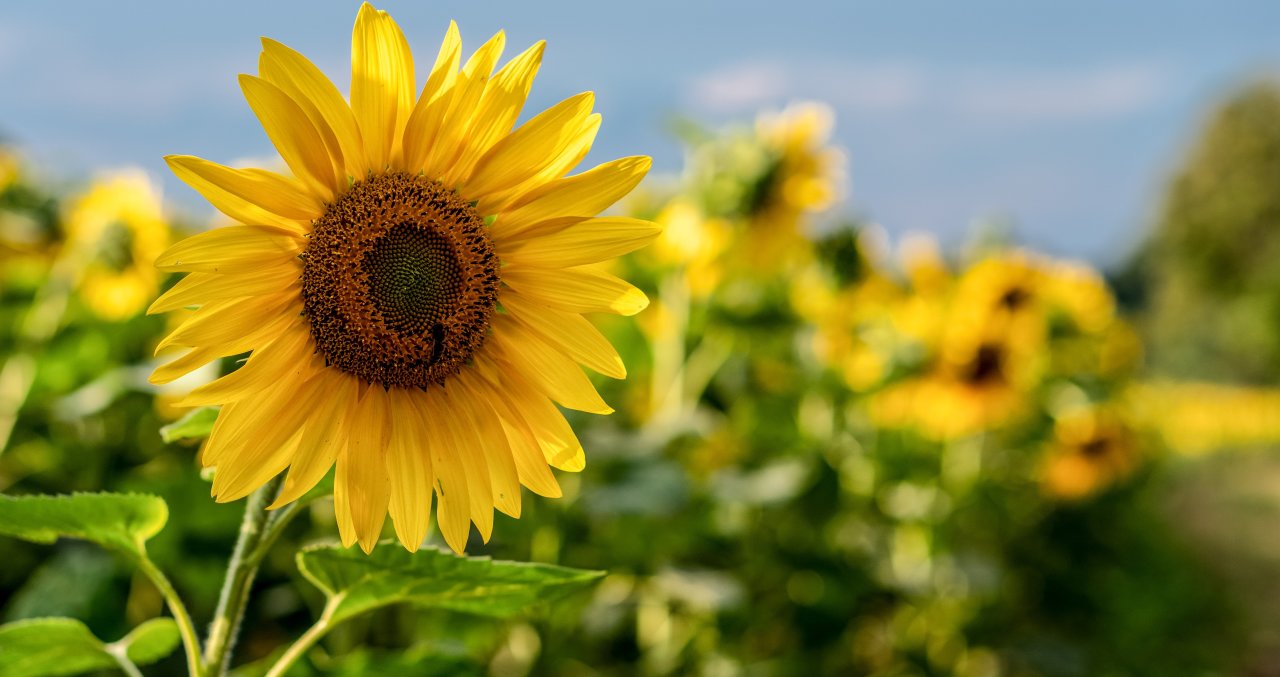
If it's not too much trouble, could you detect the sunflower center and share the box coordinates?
[301,172,499,389]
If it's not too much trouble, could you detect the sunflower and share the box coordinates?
[737,102,842,272]
[1041,406,1140,499]
[150,4,658,553]
[66,171,169,320]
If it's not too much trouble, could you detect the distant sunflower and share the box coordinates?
[151,4,658,553]
[67,171,169,320]
[1041,407,1139,499]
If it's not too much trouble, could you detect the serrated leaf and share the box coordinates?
[297,543,604,625]
[0,493,168,558]
[116,617,181,665]
[0,616,178,676]
[159,406,219,443]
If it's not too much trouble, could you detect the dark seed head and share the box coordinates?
[301,172,499,389]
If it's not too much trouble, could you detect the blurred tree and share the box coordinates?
[1137,80,1280,382]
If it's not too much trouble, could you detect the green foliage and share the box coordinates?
[0,492,167,557]
[159,407,218,444]
[1138,80,1280,381]
[0,616,179,676]
[298,543,605,625]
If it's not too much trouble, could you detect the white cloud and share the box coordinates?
[685,59,1172,125]
[951,63,1170,122]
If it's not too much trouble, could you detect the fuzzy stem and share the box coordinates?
[263,598,340,677]
[135,556,204,677]
[203,475,286,676]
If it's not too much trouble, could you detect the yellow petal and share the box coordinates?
[240,74,337,201]
[489,314,612,414]
[205,363,325,497]
[155,293,297,353]
[464,92,594,202]
[150,347,220,385]
[447,40,545,185]
[165,156,322,221]
[454,371,522,518]
[501,265,649,316]
[156,225,302,274]
[177,320,312,406]
[469,356,562,498]
[270,370,357,509]
[414,390,471,553]
[492,156,651,239]
[495,367,587,472]
[351,2,415,170]
[385,388,434,551]
[502,290,625,379]
[475,113,599,214]
[148,265,302,315]
[165,156,308,233]
[437,387,494,543]
[336,387,392,553]
[498,216,661,267]
[426,31,505,179]
[259,38,367,179]
[402,21,461,173]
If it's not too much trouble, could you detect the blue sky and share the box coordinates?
[2,1,1278,266]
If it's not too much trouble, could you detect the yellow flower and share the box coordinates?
[65,171,169,320]
[0,146,20,193]
[736,102,843,273]
[1041,406,1139,499]
[650,199,729,297]
[150,4,659,553]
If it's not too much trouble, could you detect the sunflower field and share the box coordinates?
[3,4,1280,677]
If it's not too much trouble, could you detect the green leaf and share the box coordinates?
[118,617,181,665]
[159,406,219,443]
[0,493,168,558]
[0,617,179,676]
[297,543,605,625]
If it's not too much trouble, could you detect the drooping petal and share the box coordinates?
[270,370,358,509]
[335,387,392,552]
[385,388,434,550]
[165,156,309,234]
[176,320,312,406]
[453,370,522,518]
[436,387,495,543]
[413,390,471,553]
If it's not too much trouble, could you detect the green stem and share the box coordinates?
[203,475,286,676]
[136,556,204,677]
[263,598,340,677]
[0,260,75,456]
[105,647,145,677]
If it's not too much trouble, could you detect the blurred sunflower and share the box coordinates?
[737,102,843,271]
[872,335,1034,440]
[150,3,658,553]
[65,171,169,320]
[0,146,19,193]
[1041,406,1140,499]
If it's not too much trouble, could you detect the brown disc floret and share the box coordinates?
[301,172,499,389]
